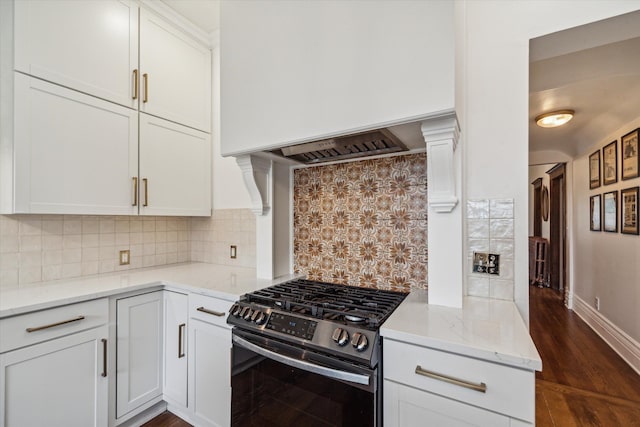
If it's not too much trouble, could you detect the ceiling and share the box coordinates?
[529,10,640,159]
[161,2,640,160]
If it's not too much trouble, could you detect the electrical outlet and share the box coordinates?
[230,245,237,259]
[119,250,130,265]
[487,253,500,275]
[472,252,488,273]
[595,297,600,311]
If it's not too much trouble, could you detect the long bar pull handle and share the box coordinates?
[132,69,138,100]
[142,73,148,103]
[101,339,107,377]
[132,177,138,206]
[196,307,225,317]
[143,178,148,206]
[26,315,85,333]
[415,365,487,393]
[178,323,186,358]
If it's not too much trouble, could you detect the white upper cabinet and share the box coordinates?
[139,114,211,216]
[13,73,138,215]
[14,0,139,108]
[140,9,211,133]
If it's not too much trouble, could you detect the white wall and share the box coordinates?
[211,37,251,209]
[457,0,640,324]
[220,0,454,156]
[572,117,640,342]
[528,164,554,240]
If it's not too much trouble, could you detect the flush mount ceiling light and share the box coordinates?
[535,110,574,128]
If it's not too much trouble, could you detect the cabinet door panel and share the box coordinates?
[139,114,211,216]
[139,9,211,132]
[116,292,163,418]
[0,327,108,427]
[14,0,138,108]
[189,318,231,427]
[384,380,509,427]
[163,291,188,407]
[13,74,138,215]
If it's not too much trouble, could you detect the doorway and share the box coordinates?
[546,163,567,299]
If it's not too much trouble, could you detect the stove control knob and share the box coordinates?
[254,311,267,325]
[332,328,349,347]
[351,332,369,352]
[243,308,253,321]
[240,306,250,319]
[232,304,242,317]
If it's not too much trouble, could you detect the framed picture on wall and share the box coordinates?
[589,150,601,189]
[602,140,617,185]
[590,194,601,231]
[622,128,639,180]
[603,191,618,233]
[621,186,639,235]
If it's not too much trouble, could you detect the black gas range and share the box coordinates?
[227,279,407,427]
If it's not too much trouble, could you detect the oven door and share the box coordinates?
[231,328,378,427]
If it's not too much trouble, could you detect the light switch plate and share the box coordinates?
[119,250,130,265]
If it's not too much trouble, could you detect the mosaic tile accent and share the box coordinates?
[293,153,428,293]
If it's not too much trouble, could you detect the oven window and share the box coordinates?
[232,349,374,427]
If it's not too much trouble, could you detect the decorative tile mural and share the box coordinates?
[293,153,428,293]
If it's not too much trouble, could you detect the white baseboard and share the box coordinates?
[573,295,640,376]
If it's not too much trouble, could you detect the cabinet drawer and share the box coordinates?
[189,293,233,328]
[0,298,108,353]
[383,339,534,422]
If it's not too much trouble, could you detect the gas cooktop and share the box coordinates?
[227,279,408,367]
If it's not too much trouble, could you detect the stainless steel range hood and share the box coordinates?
[271,128,408,164]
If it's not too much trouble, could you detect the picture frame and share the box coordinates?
[603,191,618,233]
[589,150,601,189]
[622,128,639,180]
[590,194,601,231]
[621,186,639,235]
[602,140,617,185]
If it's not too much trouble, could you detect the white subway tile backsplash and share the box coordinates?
[466,199,490,219]
[468,219,490,239]
[467,276,490,297]
[0,211,252,288]
[490,219,514,239]
[489,239,515,260]
[489,199,514,219]
[490,279,514,300]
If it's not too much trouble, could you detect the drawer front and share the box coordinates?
[383,339,534,422]
[189,293,233,328]
[0,298,109,353]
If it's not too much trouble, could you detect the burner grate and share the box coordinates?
[243,279,407,328]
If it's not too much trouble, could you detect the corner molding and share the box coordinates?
[236,155,272,216]
[421,115,460,213]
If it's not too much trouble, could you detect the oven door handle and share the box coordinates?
[233,335,370,386]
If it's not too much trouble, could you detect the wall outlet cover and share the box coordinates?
[487,253,500,275]
[472,252,488,273]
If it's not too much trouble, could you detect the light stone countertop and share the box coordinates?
[0,262,297,318]
[381,290,542,371]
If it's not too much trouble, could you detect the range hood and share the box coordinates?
[271,128,408,164]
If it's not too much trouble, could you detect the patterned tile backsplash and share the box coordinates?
[466,198,515,300]
[0,209,257,289]
[293,153,428,293]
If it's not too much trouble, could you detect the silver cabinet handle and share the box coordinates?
[233,335,370,386]
[26,315,85,333]
[178,323,186,358]
[101,339,108,377]
[415,365,487,393]
[197,306,224,317]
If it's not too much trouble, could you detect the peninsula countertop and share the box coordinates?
[381,290,542,371]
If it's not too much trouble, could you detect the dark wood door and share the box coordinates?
[547,163,566,292]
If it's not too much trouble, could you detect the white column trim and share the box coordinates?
[421,115,460,213]
[236,155,272,216]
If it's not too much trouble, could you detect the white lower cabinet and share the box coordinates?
[188,294,233,427]
[116,291,164,419]
[163,291,188,408]
[0,299,109,427]
[383,339,534,427]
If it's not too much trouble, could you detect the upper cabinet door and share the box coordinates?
[13,74,139,215]
[14,0,139,108]
[139,113,211,217]
[139,9,211,132]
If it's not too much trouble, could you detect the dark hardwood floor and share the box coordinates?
[530,285,640,426]
[145,286,640,426]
